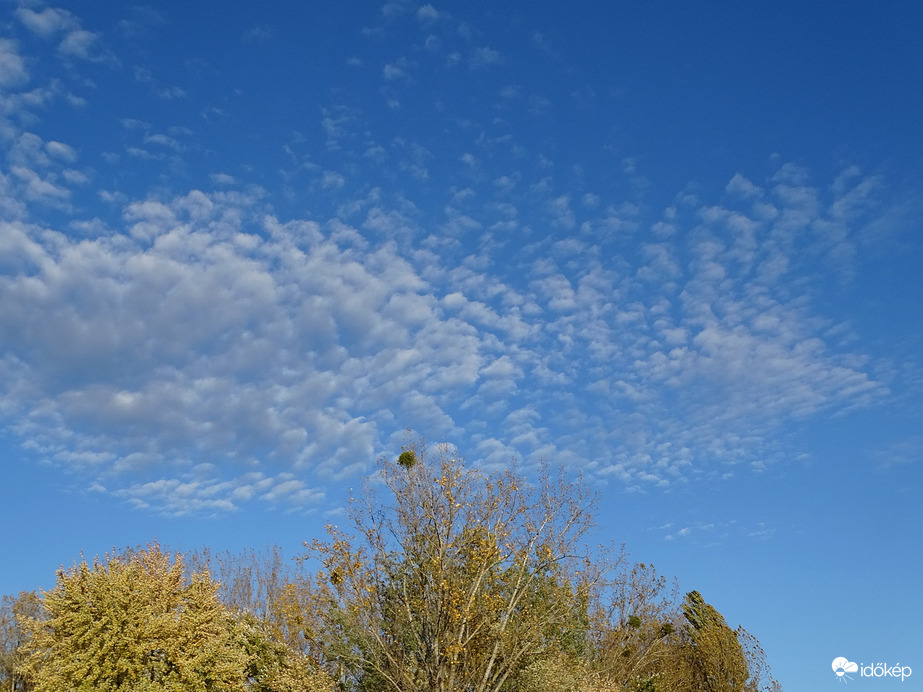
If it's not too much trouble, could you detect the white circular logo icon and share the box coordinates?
[833,657,859,680]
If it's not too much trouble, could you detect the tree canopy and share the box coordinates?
[21,544,248,692]
[305,443,596,692]
[3,442,780,692]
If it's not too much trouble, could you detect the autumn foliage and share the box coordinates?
[305,443,596,692]
[1,443,780,692]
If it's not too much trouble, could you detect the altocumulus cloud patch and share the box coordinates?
[0,170,890,513]
[0,1,903,515]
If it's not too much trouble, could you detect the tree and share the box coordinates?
[9,449,781,692]
[0,591,41,692]
[188,545,334,692]
[679,590,749,692]
[234,612,334,692]
[304,442,597,692]
[21,544,248,692]
[736,627,782,692]
[191,545,328,665]
[586,562,682,691]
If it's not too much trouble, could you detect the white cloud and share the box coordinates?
[417,4,440,22]
[243,25,273,42]
[469,46,504,70]
[725,173,762,199]
[1,189,519,507]
[383,62,408,81]
[45,140,77,162]
[11,165,70,204]
[154,85,185,100]
[211,173,237,186]
[0,7,899,511]
[114,470,324,516]
[144,133,182,150]
[320,106,358,150]
[15,7,75,37]
[0,40,28,87]
[548,194,575,229]
[58,29,100,59]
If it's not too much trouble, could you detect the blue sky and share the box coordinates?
[1,1,922,689]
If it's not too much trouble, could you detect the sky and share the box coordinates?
[1,1,922,689]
